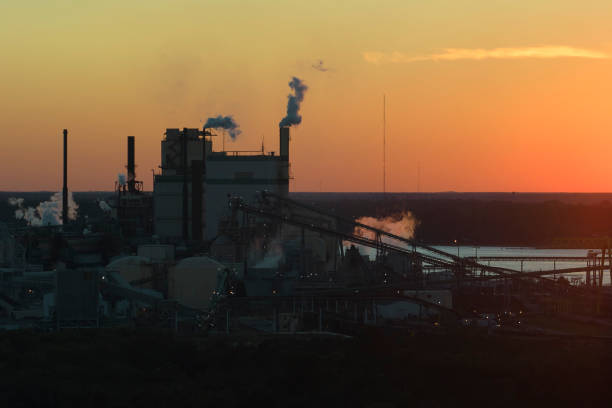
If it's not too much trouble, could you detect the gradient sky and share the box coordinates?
[2,0,612,192]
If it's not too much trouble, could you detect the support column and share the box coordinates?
[587,259,591,287]
[600,248,606,287]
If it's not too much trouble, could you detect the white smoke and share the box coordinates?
[354,212,418,243]
[7,197,24,207]
[99,200,112,212]
[9,192,78,227]
[249,234,284,269]
[345,212,418,260]
[254,254,282,269]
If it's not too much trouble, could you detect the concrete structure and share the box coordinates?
[56,267,100,328]
[113,136,153,237]
[168,256,225,310]
[153,126,290,242]
[106,256,154,289]
[0,223,16,267]
[62,129,68,226]
[154,128,208,242]
[137,244,175,262]
[205,127,290,239]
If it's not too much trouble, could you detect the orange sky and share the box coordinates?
[2,1,612,192]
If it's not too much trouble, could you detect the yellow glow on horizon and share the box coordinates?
[363,46,610,64]
[2,1,612,192]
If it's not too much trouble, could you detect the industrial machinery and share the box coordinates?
[113,136,153,238]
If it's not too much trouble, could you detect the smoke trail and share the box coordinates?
[99,200,112,212]
[279,77,308,127]
[117,174,126,186]
[204,115,242,140]
[9,192,78,227]
[354,212,418,242]
[312,60,329,72]
[7,197,24,207]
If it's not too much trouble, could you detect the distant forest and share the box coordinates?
[3,192,612,247]
[294,193,612,247]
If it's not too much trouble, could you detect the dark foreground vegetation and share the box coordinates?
[1,328,612,407]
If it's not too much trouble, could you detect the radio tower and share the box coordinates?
[383,94,386,194]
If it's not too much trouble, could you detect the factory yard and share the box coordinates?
[4,1,612,406]
[2,327,612,407]
[4,127,612,406]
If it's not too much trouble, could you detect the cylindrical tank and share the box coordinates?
[106,256,154,289]
[168,256,224,310]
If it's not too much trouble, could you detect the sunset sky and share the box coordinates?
[2,1,612,192]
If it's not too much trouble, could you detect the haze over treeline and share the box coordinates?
[2,2,612,192]
[4,192,612,246]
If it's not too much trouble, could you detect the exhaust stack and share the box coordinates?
[279,127,290,197]
[127,136,135,193]
[62,129,68,225]
[280,126,289,158]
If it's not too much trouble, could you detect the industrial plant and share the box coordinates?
[3,79,612,337]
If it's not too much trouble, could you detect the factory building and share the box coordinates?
[154,128,208,242]
[113,136,153,237]
[153,126,290,242]
[205,127,290,239]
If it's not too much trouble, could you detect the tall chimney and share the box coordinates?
[279,127,290,197]
[181,128,189,242]
[191,160,203,242]
[62,129,69,225]
[280,126,290,158]
[127,136,135,193]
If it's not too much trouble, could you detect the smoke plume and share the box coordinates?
[8,197,24,207]
[9,192,79,227]
[354,212,418,243]
[99,200,112,212]
[312,60,329,72]
[279,77,308,127]
[204,115,242,140]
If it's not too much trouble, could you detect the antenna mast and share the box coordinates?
[383,94,386,194]
[417,162,421,193]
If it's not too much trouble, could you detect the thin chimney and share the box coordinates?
[280,126,290,158]
[62,129,68,225]
[127,136,135,193]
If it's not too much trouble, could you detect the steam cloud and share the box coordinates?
[8,197,24,207]
[279,77,308,127]
[9,192,79,227]
[99,200,112,212]
[204,115,242,140]
[312,60,329,72]
[354,212,418,242]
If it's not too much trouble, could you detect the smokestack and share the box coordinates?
[182,128,189,242]
[62,129,68,225]
[280,127,289,158]
[127,136,135,193]
[191,160,203,242]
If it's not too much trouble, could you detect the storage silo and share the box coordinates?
[168,256,225,310]
[106,256,154,289]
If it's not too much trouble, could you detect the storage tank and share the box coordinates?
[137,244,175,262]
[0,223,16,267]
[106,256,154,289]
[168,256,225,310]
